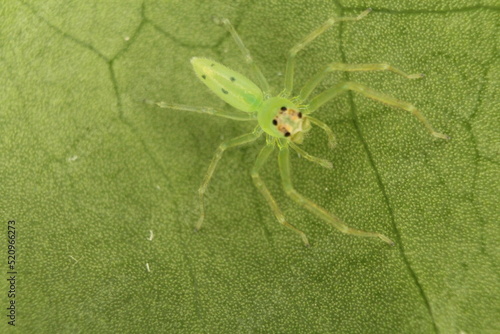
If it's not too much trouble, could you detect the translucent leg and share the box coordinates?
[299,63,423,102]
[283,9,371,96]
[308,81,450,139]
[145,100,258,121]
[213,17,270,94]
[196,128,263,230]
[251,144,309,246]
[306,116,337,149]
[278,146,394,245]
[289,142,333,169]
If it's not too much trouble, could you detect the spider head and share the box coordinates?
[258,97,311,143]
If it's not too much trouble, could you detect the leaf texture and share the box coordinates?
[1,0,499,333]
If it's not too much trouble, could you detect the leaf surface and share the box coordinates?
[1,0,498,333]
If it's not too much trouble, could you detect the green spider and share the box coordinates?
[148,9,449,246]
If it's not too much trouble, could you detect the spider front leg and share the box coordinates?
[299,63,424,102]
[213,16,270,95]
[252,143,309,246]
[196,128,263,231]
[308,82,450,140]
[284,8,372,96]
[278,145,394,245]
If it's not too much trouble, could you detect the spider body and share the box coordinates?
[192,57,309,143]
[149,9,449,246]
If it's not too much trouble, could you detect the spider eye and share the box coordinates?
[280,106,287,111]
[272,119,278,126]
[298,112,302,118]
[284,132,291,137]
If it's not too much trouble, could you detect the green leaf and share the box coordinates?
[1,0,498,333]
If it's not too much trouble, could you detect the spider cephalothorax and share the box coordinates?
[257,97,311,144]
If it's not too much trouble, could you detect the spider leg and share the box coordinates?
[252,143,309,246]
[299,63,423,102]
[278,145,394,245]
[288,142,333,169]
[306,116,337,149]
[196,127,263,231]
[213,17,270,95]
[146,100,258,121]
[283,9,371,96]
[308,81,449,139]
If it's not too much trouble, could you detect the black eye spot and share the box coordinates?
[221,88,228,94]
[281,106,287,111]
[284,132,291,137]
[272,119,278,126]
[298,112,302,118]
[230,77,236,82]
[201,75,206,80]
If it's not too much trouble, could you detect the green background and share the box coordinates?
[1,0,499,333]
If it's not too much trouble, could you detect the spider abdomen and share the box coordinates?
[191,57,263,113]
